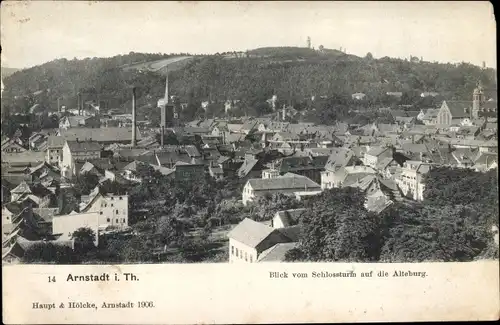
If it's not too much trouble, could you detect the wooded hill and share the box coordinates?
[1,47,496,120]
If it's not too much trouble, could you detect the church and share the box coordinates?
[436,84,497,126]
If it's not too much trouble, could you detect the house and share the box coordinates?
[1,138,26,153]
[363,146,393,168]
[450,148,476,169]
[321,165,376,190]
[271,156,327,184]
[208,163,224,180]
[173,162,205,183]
[242,173,320,206]
[227,218,300,263]
[46,136,65,166]
[473,152,498,172]
[59,115,100,130]
[352,93,366,100]
[61,140,102,179]
[121,160,174,183]
[420,109,440,125]
[272,208,306,228]
[395,160,434,201]
[28,133,48,151]
[80,191,129,230]
[52,212,100,246]
[320,148,360,189]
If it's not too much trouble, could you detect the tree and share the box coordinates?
[22,243,78,264]
[71,227,97,254]
[74,173,100,195]
[156,216,187,248]
[251,193,301,221]
[365,52,374,60]
[294,188,381,262]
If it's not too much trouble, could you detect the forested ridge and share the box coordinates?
[2,47,497,120]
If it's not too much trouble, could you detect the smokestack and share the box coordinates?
[131,87,137,147]
[161,126,165,147]
[164,68,169,103]
[77,92,82,116]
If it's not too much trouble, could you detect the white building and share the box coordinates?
[80,191,129,230]
[242,173,321,206]
[395,161,434,201]
[61,140,101,179]
[52,212,100,246]
[227,218,300,263]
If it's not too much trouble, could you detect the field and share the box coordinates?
[122,56,194,75]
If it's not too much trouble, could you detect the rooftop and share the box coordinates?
[227,218,275,248]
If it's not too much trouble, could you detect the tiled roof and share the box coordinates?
[227,218,275,248]
[257,242,298,262]
[237,159,259,178]
[324,147,355,171]
[443,101,470,118]
[366,146,391,157]
[274,208,306,227]
[247,174,320,191]
[60,127,142,142]
[66,140,102,153]
[1,152,45,164]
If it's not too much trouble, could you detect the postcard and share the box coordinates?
[1,1,498,324]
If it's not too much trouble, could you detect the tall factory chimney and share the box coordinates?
[164,67,169,103]
[77,92,82,116]
[131,87,137,147]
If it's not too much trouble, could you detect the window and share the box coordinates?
[116,210,119,214]
[245,252,248,261]
[119,196,123,200]
[111,203,114,207]
[104,203,107,207]
[122,218,125,223]
[231,246,234,255]
[249,256,253,262]
[99,212,103,215]
[116,219,118,223]
[110,197,114,200]
[107,218,110,222]
[235,248,239,257]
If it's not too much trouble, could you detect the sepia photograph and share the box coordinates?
[1,0,498,270]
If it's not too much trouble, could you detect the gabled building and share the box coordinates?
[46,136,65,166]
[79,191,129,230]
[59,115,100,130]
[363,146,393,168]
[242,173,320,206]
[61,140,102,179]
[395,160,435,201]
[227,218,300,263]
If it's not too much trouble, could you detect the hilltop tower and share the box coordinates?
[307,36,311,49]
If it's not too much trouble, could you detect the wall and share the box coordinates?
[86,195,129,229]
[46,148,62,166]
[52,212,100,246]
[228,238,258,263]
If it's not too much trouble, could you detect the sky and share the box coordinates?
[1,1,496,69]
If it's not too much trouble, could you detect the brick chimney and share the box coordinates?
[131,87,137,147]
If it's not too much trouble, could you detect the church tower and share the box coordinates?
[472,82,484,119]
